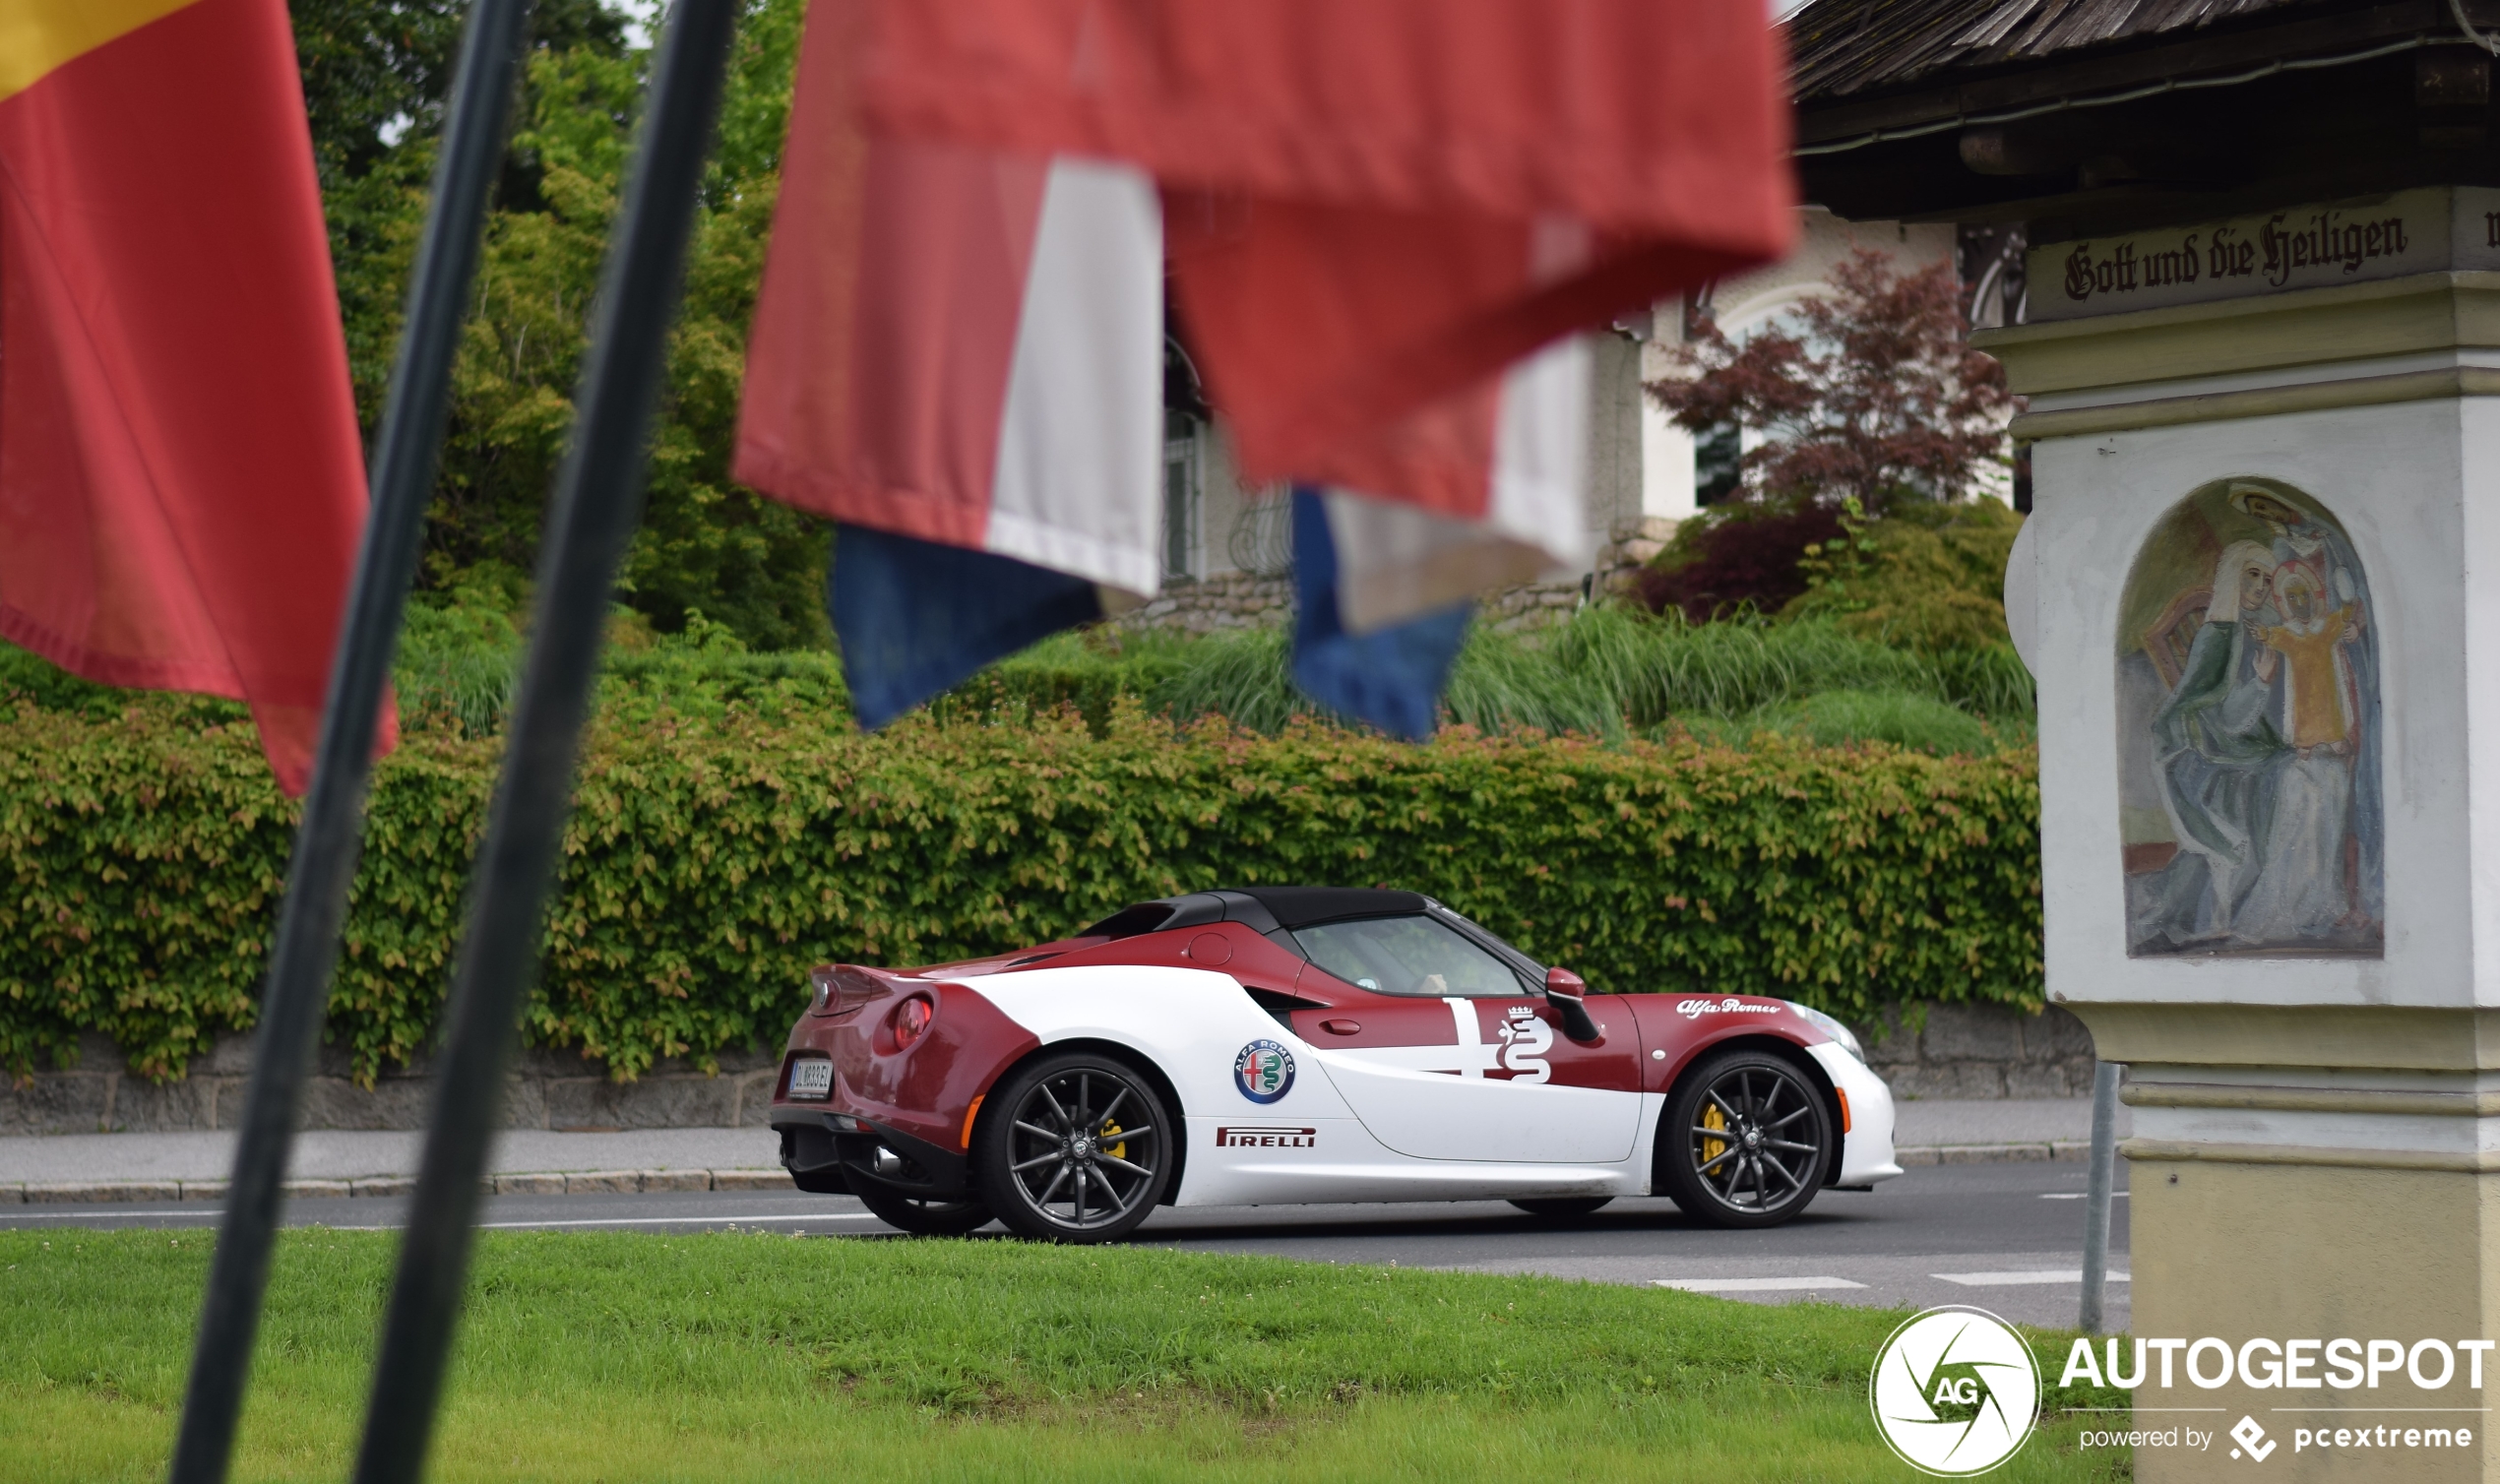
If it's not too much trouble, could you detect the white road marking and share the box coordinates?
[1933,1269,2130,1286]
[1655,1276,1868,1292]
[2038,1192,2129,1201]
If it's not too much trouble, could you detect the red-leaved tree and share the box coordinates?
[1649,248,2018,511]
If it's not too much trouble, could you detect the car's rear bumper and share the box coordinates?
[771,1105,974,1200]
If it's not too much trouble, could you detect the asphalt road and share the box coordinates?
[3,1161,2126,1328]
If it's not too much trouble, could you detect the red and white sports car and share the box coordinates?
[771,888,1901,1243]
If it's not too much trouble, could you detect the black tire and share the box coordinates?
[1509,1197,1615,1219]
[847,1180,994,1236]
[1657,1049,1832,1229]
[975,1049,1174,1244]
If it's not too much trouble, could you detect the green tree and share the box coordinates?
[306,0,827,649]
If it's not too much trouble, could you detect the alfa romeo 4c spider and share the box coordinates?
[771,887,1901,1243]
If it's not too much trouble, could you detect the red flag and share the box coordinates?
[0,0,382,794]
[853,0,1794,483]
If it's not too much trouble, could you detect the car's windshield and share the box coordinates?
[1293,914,1528,997]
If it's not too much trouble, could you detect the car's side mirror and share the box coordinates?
[1544,966,1602,1043]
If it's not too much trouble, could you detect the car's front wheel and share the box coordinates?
[975,1050,1174,1244]
[1657,1049,1832,1229]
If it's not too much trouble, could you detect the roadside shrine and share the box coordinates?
[1792,0,2500,1476]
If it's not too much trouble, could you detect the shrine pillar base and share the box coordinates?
[2076,1004,2500,1481]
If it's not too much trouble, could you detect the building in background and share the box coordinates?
[1137,209,1977,631]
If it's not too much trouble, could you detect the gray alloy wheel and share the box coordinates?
[976,1050,1174,1244]
[1657,1049,1832,1229]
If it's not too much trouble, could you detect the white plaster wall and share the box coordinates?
[2027,398,2481,1009]
[1639,209,1959,520]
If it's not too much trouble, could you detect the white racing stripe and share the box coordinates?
[1933,1269,2131,1286]
[1656,1276,1868,1293]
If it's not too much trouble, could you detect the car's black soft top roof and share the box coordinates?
[1081,887,1427,941]
[1226,887,1427,929]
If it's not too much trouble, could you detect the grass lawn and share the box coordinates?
[0,1228,2127,1481]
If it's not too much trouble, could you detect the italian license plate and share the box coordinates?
[787,1058,834,1100]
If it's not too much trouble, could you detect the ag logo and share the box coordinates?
[1232,1039,1295,1103]
[1870,1306,2039,1476]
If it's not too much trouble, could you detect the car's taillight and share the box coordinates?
[892,995,934,1048]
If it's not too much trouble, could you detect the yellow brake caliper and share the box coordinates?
[1700,1103,1728,1172]
[1102,1122,1126,1161]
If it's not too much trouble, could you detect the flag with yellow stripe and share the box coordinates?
[0,0,380,792]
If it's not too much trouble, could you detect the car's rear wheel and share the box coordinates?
[975,1050,1173,1244]
[1657,1050,1832,1229]
[1508,1197,1614,1218]
[847,1180,993,1236]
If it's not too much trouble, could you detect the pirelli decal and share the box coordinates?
[1216,1126,1317,1148]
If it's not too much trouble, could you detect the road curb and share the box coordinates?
[1894,1142,2094,1166]
[0,1168,795,1205]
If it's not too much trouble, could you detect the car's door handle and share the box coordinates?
[1318,1018,1362,1035]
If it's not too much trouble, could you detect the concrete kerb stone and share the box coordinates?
[1894,1144,2076,1166]
[25,1180,180,1204]
[0,1170,796,1205]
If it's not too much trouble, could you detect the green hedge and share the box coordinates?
[0,704,2042,1086]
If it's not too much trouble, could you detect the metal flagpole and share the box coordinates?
[348,5,742,1480]
[166,4,537,1480]
[2078,1058,2122,1333]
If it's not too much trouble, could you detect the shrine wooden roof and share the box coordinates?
[1788,0,2320,102]
[1784,0,2500,235]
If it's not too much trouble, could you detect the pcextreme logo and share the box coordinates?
[1870,1307,2041,1476]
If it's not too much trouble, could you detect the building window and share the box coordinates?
[1163,411,1202,581]
[1694,422,1741,506]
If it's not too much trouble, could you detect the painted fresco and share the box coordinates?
[2116,479,2383,956]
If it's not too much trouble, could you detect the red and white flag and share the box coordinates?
[1312,336,1593,634]
[734,0,1161,597]
[856,0,1792,484]
[735,0,1162,722]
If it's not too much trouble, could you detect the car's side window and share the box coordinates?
[1293,914,1526,997]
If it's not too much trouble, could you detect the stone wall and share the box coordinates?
[3,1001,2099,1136]
[0,1032,779,1137]
[1118,571,1293,633]
[1863,1002,2099,1099]
[1117,516,1676,639]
